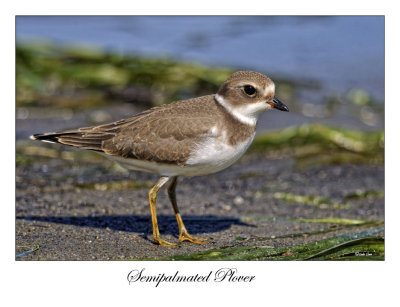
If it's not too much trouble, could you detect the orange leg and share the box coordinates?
[148,177,177,247]
[167,177,207,244]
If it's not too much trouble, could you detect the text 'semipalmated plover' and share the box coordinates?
[31,70,289,247]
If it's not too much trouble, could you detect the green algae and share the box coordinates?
[344,190,385,200]
[294,218,379,225]
[272,192,351,209]
[239,216,383,241]
[240,216,382,226]
[273,192,330,207]
[141,227,383,261]
[16,43,301,109]
[16,43,233,108]
[249,124,384,166]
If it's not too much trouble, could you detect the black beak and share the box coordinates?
[271,97,289,112]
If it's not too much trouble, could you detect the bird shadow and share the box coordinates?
[17,215,254,241]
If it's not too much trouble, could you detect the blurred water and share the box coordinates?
[16,16,384,99]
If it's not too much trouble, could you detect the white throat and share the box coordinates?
[215,94,270,126]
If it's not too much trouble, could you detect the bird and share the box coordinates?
[30,70,289,247]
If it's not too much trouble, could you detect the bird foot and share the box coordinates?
[179,231,208,244]
[153,236,178,248]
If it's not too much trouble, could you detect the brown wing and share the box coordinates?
[102,95,218,165]
[31,95,219,165]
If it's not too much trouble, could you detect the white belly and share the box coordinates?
[106,133,255,177]
[184,132,256,176]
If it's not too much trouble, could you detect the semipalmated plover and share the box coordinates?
[31,70,289,247]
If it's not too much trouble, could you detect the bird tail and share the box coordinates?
[30,130,113,152]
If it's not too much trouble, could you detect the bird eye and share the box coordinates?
[243,85,256,96]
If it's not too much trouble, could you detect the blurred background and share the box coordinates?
[16,16,384,137]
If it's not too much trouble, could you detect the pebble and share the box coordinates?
[233,195,245,206]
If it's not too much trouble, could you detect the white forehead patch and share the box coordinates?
[261,83,275,97]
